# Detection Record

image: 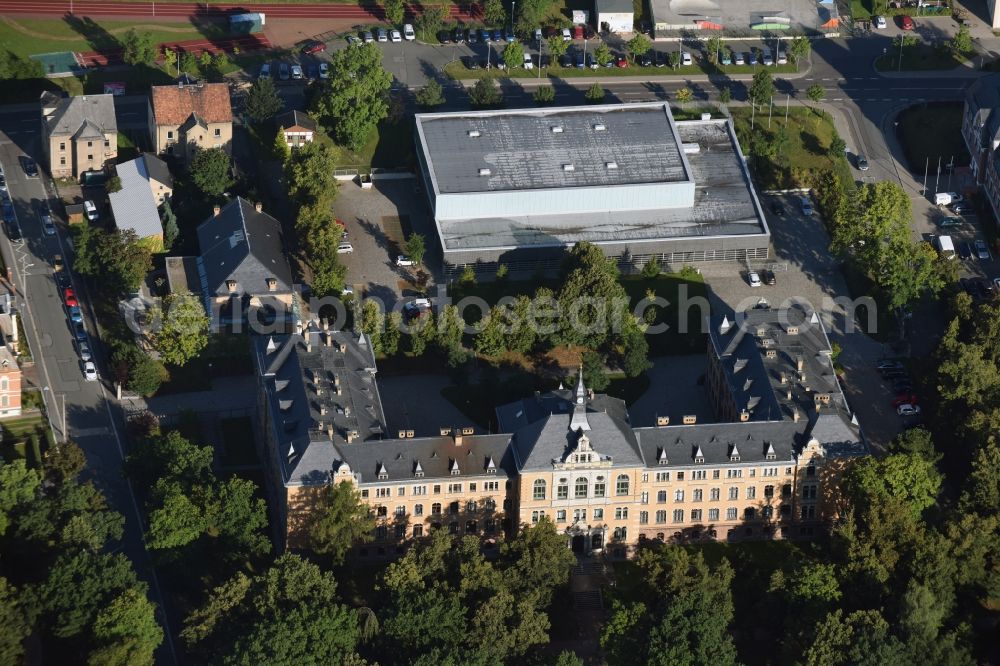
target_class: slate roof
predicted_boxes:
[596,0,634,14]
[196,197,292,297]
[276,110,317,132]
[634,421,805,467]
[150,82,232,127]
[510,409,645,471]
[496,387,628,433]
[966,75,1000,150]
[41,92,117,138]
[140,152,172,187]
[333,433,516,484]
[108,155,165,239]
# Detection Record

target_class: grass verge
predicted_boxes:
[875,45,972,72]
[327,117,415,171]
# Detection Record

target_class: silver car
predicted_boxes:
[41,213,56,236]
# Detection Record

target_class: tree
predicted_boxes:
[594,43,612,67]
[111,342,167,396]
[311,43,393,151]
[189,147,234,196]
[828,136,847,158]
[0,578,30,665]
[288,141,338,206]
[878,240,950,308]
[383,311,403,356]
[306,480,376,563]
[627,33,652,61]
[106,175,122,193]
[642,255,661,278]
[788,36,811,64]
[585,82,605,104]
[966,440,1000,514]
[403,233,426,265]
[161,199,179,250]
[199,51,212,68]
[807,83,825,105]
[705,36,723,64]
[621,321,651,377]
[547,35,569,59]
[121,29,156,66]
[415,5,448,40]
[474,306,509,357]
[483,0,506,26]
[890,427,938,461]
[73,226,154,293]
[749,69,774,109]
[384,0,405,25]
[182,554,359,664]
[469,76,502,108]
[718,85,731,105]
[582,351,609,391]
[675,87,693,105]
[43,439,87,486]
[245,77,283,123]
[503,40,525,71]
[150,292,209,366]
[272,128,291,162]
[805,610,906,666]
[846,453,942,519]
[949,24,973,55]
[502,519,576,608]
[0,460,39,536]
[415,79,445,108]
[88,588,163,666]
[668,51,679,68]
[831,181,911,272]
[514,0,547,35]
[533,85,555,105]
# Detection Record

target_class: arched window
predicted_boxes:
[466,520,478,534]
[466,500,477,513]
[431,503,442,515]
[575,476,588,498]
[744,507,756,520]
[484,498,496,512]
[532,479,546,500]
[615,474,630,496]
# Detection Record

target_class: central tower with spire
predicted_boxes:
[569,366,591,432]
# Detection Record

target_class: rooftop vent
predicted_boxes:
[563,164,575,172]
[467,129,481,137]
[605,161,618,170]
[478,168,491,176]
[700,112,712,121]
[682,143,701,154]
[593,123,606,131]
[551,125,564,133]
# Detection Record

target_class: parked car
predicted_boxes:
[897,404,921,417]
[258,63,271,79]
[437,29,452,44]
[83,361,98,382]
[21,157,38,178]
[561,27,572,41]
[892,394,919,408]
[73,322,87,342]
[346,34,361,46]
[463,56,481,70]
[857,155,869,171]
[935,216,963,229]
[290,64,303,80]
[466,28,477,43]
[877,360,904,371]
[363,31,374,43]
[975,239,991,260]
[638,52,653,67]
[572,24,584,40]
[559,54,573,68]
[377,28,388,42]
[901,15,915,30]
[306,65,319,80]
[893,379,914,393]
[762,48,774,66]
[404,24,415,40]
[575,53,585,68]
[480,28,492,42]
[302,40,326,55]
[734,51,745,65]
[800,197,813,216]
[1,199,14,224]
[5,221,20,241]
[63,287,78,307]
[959,242,973,260]
[681,51,692,65]
[451,27,464,43]
[492,28,502,42]
[655,50,667,67]
[770,201,784,217]
[337,242,353,254]
[41,213,56,236]
[748,271,762,287]
[523,52,534,69]
[67,305,83,324]
[390,29,402,43]
[77,340,92,362]
[278,62,290,79]
[761,269,776,286]
[949,201,972,214]
[319,62,329,79]
[776,50,787,65]
[746,51,757,66]
[720,50,732,65]
[973,278,994,300]
[874,15,887,29]
[615,54,628,68]
[396,255,415,266]
[504,28,515,42]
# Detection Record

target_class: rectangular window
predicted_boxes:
[593,508,604,520]
[693,470,706,480]
[691,509,702,521]
[449,501,459,515]
[727,469,742,479]
[469,483,477,492]
[676,472,684,481]
[413,486,426,495]
[727,507,738,520]
[87,154,93,161]
[615,507,628,520]
[375,488,390,498]
[556,510,567,522]
[574,509,586,522]
[642,473,648,482]
[87,141,92,147]
[657,490,667,503]
[557,483,568,500]
[594,480,606,497]
[763,467,778,477]
[104,139,110,147]
[708,508,719,521]
[615,476,629,496]
[639,511,648,524]
[413,524,423,537]
[655,510,666,523]
[710,488,720,501]
[395,523,406,539]
[414,504,423,516]
[693,489,703,502]
[361,489,369,498]
[729,487,739,500]
[672,509,684,523]
[531,511,540,523]
[640,491,649,504]
[746,487,756,500]
[60,157,66,165]
[802,485,817,500]
[448,483,462,493]
[674,489,684,502]
[432,503,442,515]
[398,487,406,496]
[656,472,669,482]
[750,469,756,477]
[484,481,499,491]
[395,506,405,517]
[712,469,720,479]
[214,128,221,137]
[433,485,441,494]
[786,467,793,475]
[533,483,546,500]
[167,131,174,139]
[59,142,65,150]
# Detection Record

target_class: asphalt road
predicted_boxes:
[0,113,177,664]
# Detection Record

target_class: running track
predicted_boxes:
[77,33,272,66]
[0,1,480,20]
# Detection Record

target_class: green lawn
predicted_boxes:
[328,117,416,171]
[621,272,709,356]
[875,45,971,72]
[0,413,53,469]
[445,59,797,80]
[0,16,212,58]
[895,102,969,171]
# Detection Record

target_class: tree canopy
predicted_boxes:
[306,480,376,563]
[245,77,284,123]
[311,43,393,151]
[151,292,209,366]
[190,147,234,196]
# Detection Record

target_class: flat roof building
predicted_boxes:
[415,103,770,276]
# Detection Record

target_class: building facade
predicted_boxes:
[149,82,233,164]
[276,110,317,149]
[254,304,866,557]
[962,75,1000,219]
[40,92,118,180]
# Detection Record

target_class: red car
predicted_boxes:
[302,40,327,55]
[901,15,914,30]
[892,394,919,408]
[63,287,78,308]
[573,24,584,40]
[615,54,628,68]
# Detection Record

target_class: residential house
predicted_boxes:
[108,153,174,249]
[276,110,317,149]
[40,92,118,179]
[962,75,1000,218]
[253,304,867,555]
[149,81,233,163]
[196,197,294,329]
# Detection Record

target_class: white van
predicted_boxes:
[935,234,956,259]
[934,192,962,206]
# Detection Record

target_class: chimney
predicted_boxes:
[406,430,415,438]
[213,205,221,217]
[656,416,669,427]
[440,427,452,436]
[320,404,327,416]
[327,424,334,439]
[454,429,464,446]
[347,430,358,443]
[398,429,407,438]
[325,331,333,346]
[682,415,697,425]
[322,318,329,331]
[739,410,750,422]
[792,408,800,423]
[305,332,312,353]
[255,201,263,213]
[796,355,804,372]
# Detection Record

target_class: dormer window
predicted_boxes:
[226,280,237,292]
[377,462,388,480]
[266,278,277,291]
[731,454,740,462]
